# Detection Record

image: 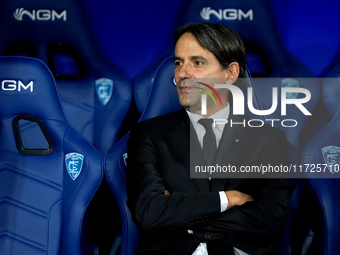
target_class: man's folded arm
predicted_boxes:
[194,129,291,243]
[126,124,222,233]
[194,178,290,244]
[126,122,290,241]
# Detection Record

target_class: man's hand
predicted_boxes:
[225,190,253,210]
[164,190,170,195]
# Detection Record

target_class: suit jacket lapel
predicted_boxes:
[166,109,248,192]
[166,109,210,192]
[211,114,248,191]
[166,109,191,170]
[215,114,246,165]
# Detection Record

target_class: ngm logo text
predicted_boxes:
[1,80,33,92]
[14,8,67,21]
[201,7,253,21]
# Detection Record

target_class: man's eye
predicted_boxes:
[174,61,182,66]
[196,61,203,66]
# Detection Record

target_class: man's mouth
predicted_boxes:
[178,86,190,93]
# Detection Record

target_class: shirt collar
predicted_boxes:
[186,104,230,131]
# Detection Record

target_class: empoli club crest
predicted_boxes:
[281,78,299,99]
[65,152,84,180]
[95,78,113,105]
[322,146,340,174]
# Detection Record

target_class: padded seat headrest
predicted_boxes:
[0,56,65,121]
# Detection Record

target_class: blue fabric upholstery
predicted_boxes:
[104,135,140,255]
[302,105,340,255]
[0,0,132,155]
[322,63,340,118]
[0,56,103,255]
[139,57,182,121]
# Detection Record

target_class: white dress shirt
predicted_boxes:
[187,105,249,255]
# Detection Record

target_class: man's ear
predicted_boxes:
[225,62,240,84]
[227,62,240,79]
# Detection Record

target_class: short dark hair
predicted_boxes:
[174,22,246,79]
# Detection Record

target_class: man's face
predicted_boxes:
[174,32,229,112]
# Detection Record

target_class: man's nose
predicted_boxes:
[177,63,192,80]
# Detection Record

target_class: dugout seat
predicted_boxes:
[301,102,340,255]
[0,0,132,156]
[0,56,103,255]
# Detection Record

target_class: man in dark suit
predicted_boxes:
[126,22,290,255]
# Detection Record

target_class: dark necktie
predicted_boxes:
[198,118,217,166]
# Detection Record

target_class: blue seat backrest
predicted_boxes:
[104,135,140,255]
[0,56,103,255]
[139,57,182,121]
[322,63,340,118]
[0,0,132,155]
[302,106,340,255]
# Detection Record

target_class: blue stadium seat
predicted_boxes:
[0,0,132,156]
[301,104,340,255]
[0,56,103,255]
[134,0,319,153]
